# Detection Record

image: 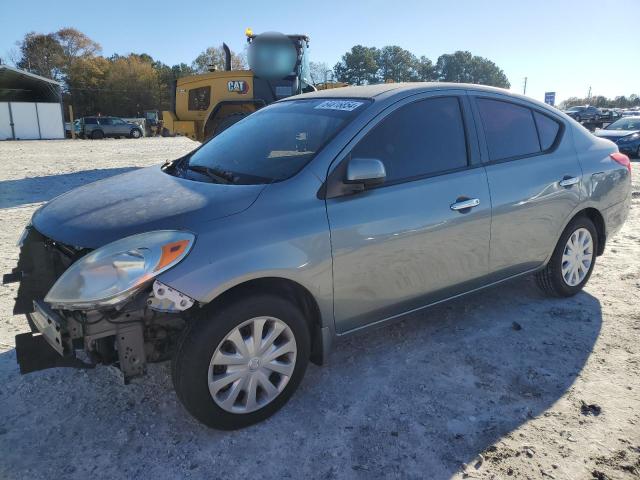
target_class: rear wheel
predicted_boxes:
[91,129,104,139]
[172,293,310,429]
[536,216,598,297]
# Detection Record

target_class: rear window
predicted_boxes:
[533,112,561,150]
[477,98,540,161]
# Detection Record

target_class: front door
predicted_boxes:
[111,118,131,135]
[326,95,492,333]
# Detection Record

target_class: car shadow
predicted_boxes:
[0,276,602,479]
[0,167,138,209]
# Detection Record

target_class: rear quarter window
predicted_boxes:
[477,98,540,161]
[533,111,561,150]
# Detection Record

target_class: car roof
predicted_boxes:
[294,82,521,101]
[288,82,560,115]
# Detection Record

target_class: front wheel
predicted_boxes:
[130,128,142,139]
[172,293,310,429]
[536,216,598,297]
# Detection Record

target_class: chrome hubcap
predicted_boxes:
[561,228,593,286]
[208,317,297,414]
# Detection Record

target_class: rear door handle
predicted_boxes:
[559,176,580,187]
[450,198,480,211]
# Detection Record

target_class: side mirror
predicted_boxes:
[344,157,386,189]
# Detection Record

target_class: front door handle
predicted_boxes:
[559,176,580,187]
[450,198,480,211]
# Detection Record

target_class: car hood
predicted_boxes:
[594,129,639,139]
[32,165,266,248]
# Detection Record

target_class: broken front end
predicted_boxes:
[4,227,197,382]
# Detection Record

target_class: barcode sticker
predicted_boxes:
[314,100,363,111]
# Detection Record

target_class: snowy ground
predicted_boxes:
[0,137,638,480]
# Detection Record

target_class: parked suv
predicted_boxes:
[5,84,631,430]
[562,105,602,123]
[81,116,143,139]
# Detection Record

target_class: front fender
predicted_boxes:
[157,171,334,330]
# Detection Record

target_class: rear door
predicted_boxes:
[470,94,582,278]
[326,92,492,333]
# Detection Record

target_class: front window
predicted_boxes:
[184,99,369,184]
[606,117,640,130]
[567,106,585,112]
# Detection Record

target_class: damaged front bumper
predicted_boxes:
[4,227,194,382]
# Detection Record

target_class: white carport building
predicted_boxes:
[0,65,65,140]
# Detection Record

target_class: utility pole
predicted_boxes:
[587,86,592,99]
[523,77,528,95]
[68,105,75,139]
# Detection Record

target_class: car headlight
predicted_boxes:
[619,132,640,142]
[45,230,195,310]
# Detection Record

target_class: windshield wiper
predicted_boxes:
[187,165,236,184]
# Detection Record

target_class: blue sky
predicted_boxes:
[2,0,638,103]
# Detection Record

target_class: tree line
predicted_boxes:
[560,95,640,110]
[313,46,511,88]
[7,28,246,118]
[6,28,514,119]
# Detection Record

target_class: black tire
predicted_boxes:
[91,129,104,139]
[172,293,310,430]
[129,128,142,139]
[536,216,598,297]
[205,113,247,141]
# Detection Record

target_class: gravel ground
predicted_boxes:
[0,138,639,480]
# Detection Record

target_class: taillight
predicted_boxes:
[610,152,631,173]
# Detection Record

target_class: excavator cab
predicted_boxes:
[162,30,324,142]
[246,30,314,105]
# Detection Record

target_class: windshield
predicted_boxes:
[566,106,584,111]
[606,117,640,130]
[186,99,369,184]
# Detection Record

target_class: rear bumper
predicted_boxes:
[603,196,631,241]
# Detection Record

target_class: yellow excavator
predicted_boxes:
[162,29,336,142]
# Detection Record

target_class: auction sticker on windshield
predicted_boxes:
[314,100,364,111]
